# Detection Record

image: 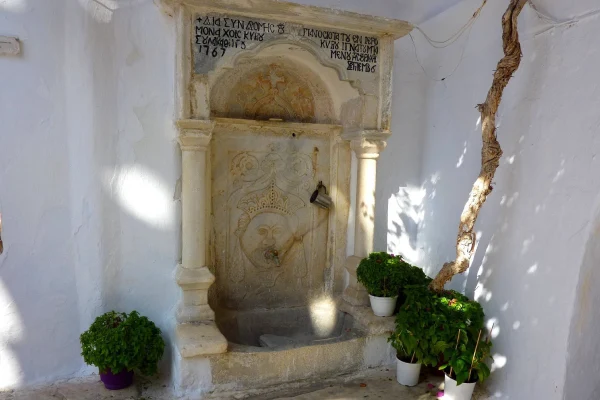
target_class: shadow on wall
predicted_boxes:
[386,186,425,263]
[375,37,429,260]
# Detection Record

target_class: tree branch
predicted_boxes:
[429,0,528,292]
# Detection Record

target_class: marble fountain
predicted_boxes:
[158,0,413,396]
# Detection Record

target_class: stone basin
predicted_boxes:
[207,305,394,393]
[215,306,357,349]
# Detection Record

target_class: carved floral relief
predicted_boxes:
[210,59,334,124]
[213,140,329,310]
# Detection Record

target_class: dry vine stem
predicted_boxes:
[429,0,528,292]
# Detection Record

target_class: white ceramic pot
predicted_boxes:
[368,295,398,317]
[444,374,476,400]
[396,357,421,386]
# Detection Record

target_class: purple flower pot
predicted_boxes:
[100,369,134,390]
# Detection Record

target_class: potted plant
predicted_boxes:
[357,252,403,316]
[396,285,491,398]
[80,311,165,390]
[440,328,492,400]
[391,284,446,386]
[388,326,425,386]
[357,252,430,317]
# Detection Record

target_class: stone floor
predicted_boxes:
[0,367,489,400]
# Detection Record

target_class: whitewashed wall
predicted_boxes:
[0,0,178,388]
[391,1,600,399]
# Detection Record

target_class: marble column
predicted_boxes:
[342,132,387,306]
[175,119,227,356]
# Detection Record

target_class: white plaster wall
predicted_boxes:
[0,0,77,387]
[0,0,179,389]
[398,0,600,399]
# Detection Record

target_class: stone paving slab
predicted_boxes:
[215,367,490,400]
[0,376,167,400]
[275,371,443,400]
[273,368,490,400]
[0,367,490,400]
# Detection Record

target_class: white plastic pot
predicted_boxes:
[444,374,476,400]
[368,295,398,317]
[396,357,421,386]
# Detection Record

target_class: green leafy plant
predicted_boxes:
[388,323,429,364]
[392,285,441,366]
[80,311,165,376]
[441,328,492,385]
[393,285,491,377]
[357,252,430,298]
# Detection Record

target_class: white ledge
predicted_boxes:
[162,0,413,39]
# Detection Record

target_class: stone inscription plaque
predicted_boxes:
[194,14,379,74]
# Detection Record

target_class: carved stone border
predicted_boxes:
[161,0,413,39]
[165,0,408,390]
[211,119,352,298]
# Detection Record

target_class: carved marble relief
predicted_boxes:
[212,137,330,310]
[226,63,315,122]
[210,58,335,124]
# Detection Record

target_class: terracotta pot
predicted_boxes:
[100,369,134,390]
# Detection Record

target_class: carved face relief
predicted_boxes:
[239,211,297,270]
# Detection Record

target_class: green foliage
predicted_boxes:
[356,252,431,297]
[80,311,165,376]
[391,285,492,383]
[439,331,492,385]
